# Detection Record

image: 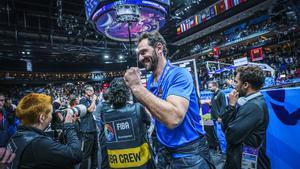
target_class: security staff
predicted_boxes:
[222,65,270,169]
[102,78,153,169]
[124,32,214,168]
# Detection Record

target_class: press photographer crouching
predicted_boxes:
[7,93,82,169]
[101,77,154,169]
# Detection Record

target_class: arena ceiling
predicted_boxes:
[0,0,254,72]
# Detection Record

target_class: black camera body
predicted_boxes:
[50,104,87,142]
[55,104,87,120]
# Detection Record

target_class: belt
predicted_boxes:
[167,135,204,154]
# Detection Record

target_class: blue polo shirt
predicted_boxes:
[147,62,205,149]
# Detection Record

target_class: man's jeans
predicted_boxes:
[213,120,227,154]
[155,136,215,169]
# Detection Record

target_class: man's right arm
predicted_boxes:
[131,85,188,129]
[125,67,190,129]
[221,105,236,130]
[224,103,261,145]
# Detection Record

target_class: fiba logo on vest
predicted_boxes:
[116,122,130,130]
[104,124,115,142]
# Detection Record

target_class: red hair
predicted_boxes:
[16,93,52,125]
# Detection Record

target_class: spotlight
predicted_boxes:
[104,55,109,59]
[119,55,124,59]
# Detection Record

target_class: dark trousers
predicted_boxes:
[99,132,109,169]
[155,136,216,169]
[204,125,219,150]
[80,132,98,169]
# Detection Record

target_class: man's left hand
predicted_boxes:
[124,67,142,89]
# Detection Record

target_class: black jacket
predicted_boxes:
[9,124,82,169]
[79,96,97,133]
[222,94,270,169]
[210,89,227,120]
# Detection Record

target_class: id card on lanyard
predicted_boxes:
[149,61,173,98]
[241,145,259,169]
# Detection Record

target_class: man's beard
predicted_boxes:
[147,51,159,72]
[238,87,247,97]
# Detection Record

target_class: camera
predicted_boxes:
[49,104,87,142]
[58,104,87,118]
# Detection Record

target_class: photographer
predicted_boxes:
[79,86,98,169]
[7,93,82,169]
[101,78,153,169]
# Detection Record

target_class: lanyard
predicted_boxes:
[150,61,174,98]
